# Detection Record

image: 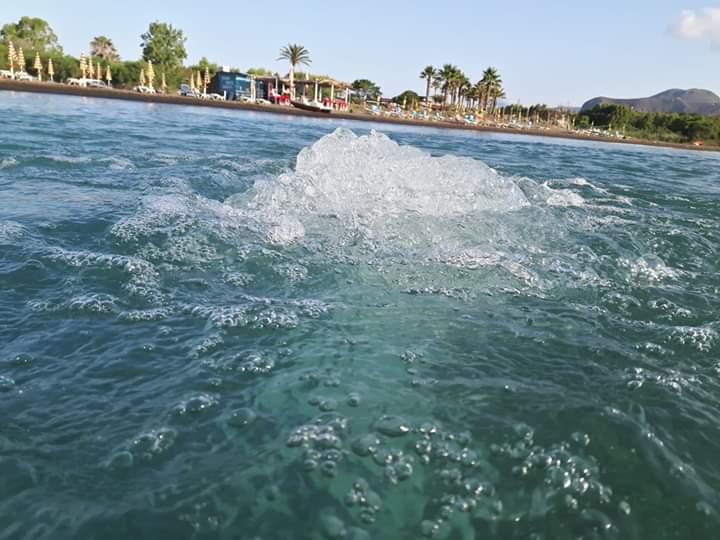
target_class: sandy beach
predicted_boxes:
[2,79,718,153]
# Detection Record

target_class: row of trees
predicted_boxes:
[0,17,192,88]
[419,64,505,112]
[578,104,720,144]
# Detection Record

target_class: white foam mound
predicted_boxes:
[229,129,532,246]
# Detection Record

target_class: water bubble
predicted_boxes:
[320,513,346,539]
[0,375,16,392]
[320,399,338,412]
[375,415,412,437]
[696,501,713,516]
[352,434,381,457]
[320,460,337,478]
[176,394,219,415]
[11,354,33,366]
[421,520,440,538]
[106,451,134,469]
[571,432,591,447]
[359,510,376,525]
[619,501,631,515]
[130,428,177,459]
[227,408,257,428]
[564,494,578,511]
[347,392,361,407]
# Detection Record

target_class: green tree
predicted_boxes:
[351,79,381,101]
[188,56,218,74]
[140,21,187,71]
[420,65,436,108]
[277,43,311,99]
[247,67,273,76]
[108,60,145,87]
[0,17,62,53]
[90,36,119,61]
[393,90,420,106]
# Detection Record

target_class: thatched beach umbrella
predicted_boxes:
[47,58,54,81]
[33,52,43,81]
[79,53,88,80]
[203,66,210,95]
[147,60,155,89]
[105,65,112,86]
[17,47,25,73]
[139,68,146,86]
[88,55,95,79]
[7,41,16,75]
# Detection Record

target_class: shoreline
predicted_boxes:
[2,79,718,153]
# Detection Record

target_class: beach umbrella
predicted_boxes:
[139,68,146,86]
[161,71,167,92]
[146,60,155,89]
[7,41,16,74]
[33,52,43,81]
[17,47,25,73]
[204,66,210,95]
[47,58,54,81]
[79,53,88,79]
[88,55,95,79]
[105,65,112,86]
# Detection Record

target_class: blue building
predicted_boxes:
[210,71,252,100]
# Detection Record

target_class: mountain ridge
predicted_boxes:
[581,89,720,116]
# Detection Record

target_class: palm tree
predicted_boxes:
[438,64,458,110]
[457,74,471,112]
[480,67,503,113]
[278,44,311,100]
[90,36,120,62]
[420,65,436,109]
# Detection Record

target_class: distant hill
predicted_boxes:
[581,89,720,116]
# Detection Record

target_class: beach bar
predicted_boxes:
[210,69,252,100]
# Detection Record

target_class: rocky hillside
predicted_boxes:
[581,89,720,116]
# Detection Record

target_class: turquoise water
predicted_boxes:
[2,92,720,540]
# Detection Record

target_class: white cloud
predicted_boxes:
[673,8,720,44]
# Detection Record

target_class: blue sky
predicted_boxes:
[4,1,720,106]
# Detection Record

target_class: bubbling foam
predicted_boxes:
[228,129,537,248]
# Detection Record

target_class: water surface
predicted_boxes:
[2,92,720,539]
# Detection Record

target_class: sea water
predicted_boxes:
[1,92,720,539]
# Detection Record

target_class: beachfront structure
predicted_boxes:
[210,70,253,100]
[207,67,350,109]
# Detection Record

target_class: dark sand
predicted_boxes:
[2,79,717,153]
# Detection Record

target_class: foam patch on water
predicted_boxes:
[182,296,330,330]
[0,221,26,244]
[620,255,679,283]
[228,129,536,247]
[45,248,162,301]
[0,157,18,169]
[29,293,117,315]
